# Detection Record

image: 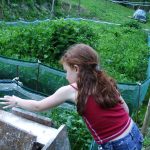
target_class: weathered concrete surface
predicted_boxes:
[42,125,71,150]
[0,109,71,150]
[0,120,36,150]
[0,110,58,145]
[12,107,53,127]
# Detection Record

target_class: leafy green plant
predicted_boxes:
[0,20,149,83]
[41,107,92,150]
[121,20,142,29]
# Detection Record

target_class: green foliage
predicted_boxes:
[0,19,98,67]
[93,24,149,82]
[144,134,150,148]
[0,20,149,83]
[41,107,92,150]
[48,19,98,59]
[121,20,142,29]
[0,0,150,28]
[60,0,133,23]
[0,0,52,21]
[0,23,52,61]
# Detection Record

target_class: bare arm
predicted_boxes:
[120,95,129,114]
[0,85,76,112]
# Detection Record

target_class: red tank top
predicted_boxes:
[82,95,131,144]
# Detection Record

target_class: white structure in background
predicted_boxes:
[133,8,147,23]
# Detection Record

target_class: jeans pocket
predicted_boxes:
[127,140,138,150]
[101,142,113,150]
[128,133,144,150]
[113,140,129,150]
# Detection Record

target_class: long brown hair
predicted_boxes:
[61,44,121,115]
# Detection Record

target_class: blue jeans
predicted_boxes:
[98,122,143,150]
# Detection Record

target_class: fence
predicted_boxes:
[0,55,149,115]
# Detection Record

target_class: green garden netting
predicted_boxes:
[111,54,150,113]
[0,55,150,114]
[0,56,67,95]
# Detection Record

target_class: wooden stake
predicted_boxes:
[51,0,55,18]
[141,98,150,136]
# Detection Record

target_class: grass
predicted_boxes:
[59,0,150,28]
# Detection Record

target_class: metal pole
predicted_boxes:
[78,0,81,17]
[16,65,19,77]
[51,0,55,18]
[136,82,141,123]
[141,98,150,136]
[36,60,41,91]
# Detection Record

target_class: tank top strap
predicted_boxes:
[70,84,78,90]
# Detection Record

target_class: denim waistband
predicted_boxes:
[101,121,136,146]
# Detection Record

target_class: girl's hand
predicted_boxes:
[0,95,20,109]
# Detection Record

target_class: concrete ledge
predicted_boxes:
[12,107,53,127]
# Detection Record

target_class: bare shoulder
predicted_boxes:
[55,84,78,104]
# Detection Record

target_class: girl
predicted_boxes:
[0,44,143,150]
